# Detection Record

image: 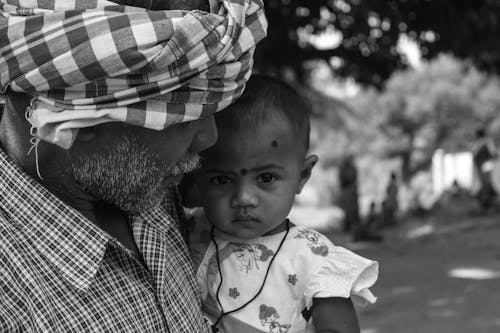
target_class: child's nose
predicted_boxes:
[231,185,258,208]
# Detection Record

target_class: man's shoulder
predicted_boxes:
[0,210,22,247]
[0,213,33,311]
[0,213,38,282]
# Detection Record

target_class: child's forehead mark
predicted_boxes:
[240,169,248,175]
[271,140,279,148]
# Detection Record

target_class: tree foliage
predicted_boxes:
[308,55,500,182]
[372,55,500,180]
[255,0,500,87]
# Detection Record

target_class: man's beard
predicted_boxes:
[70,135,200,213]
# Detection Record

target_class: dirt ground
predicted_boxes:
[326,210,500,333]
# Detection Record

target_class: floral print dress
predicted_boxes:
[189,211,378,333]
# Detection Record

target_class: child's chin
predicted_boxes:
[234,228,260,240]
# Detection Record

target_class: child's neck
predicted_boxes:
[262,219,294,237]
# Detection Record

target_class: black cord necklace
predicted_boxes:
[209,220,290,333]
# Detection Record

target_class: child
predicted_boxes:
[188,75,378,333]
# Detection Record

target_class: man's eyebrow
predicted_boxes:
[250,164,285,172]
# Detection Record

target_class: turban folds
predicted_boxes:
[0,0,267,148]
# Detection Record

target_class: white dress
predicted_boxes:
[189,211,378,333]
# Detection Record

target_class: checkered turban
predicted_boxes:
[0,0,267,148]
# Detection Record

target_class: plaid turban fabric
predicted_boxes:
[0,0,267,148]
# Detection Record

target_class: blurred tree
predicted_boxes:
[374,55,500,181]
[255,0,500,87]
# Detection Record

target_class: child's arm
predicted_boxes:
[311,297,360,333]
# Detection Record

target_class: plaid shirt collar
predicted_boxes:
[0,147,127,291]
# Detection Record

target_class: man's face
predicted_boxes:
[70,116,217,213]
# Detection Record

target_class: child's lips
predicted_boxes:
[233,215,258,223]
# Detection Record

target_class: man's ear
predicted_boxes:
[75,127,97,142]
[296,154,318,194]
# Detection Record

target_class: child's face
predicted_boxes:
[196,117,317,240]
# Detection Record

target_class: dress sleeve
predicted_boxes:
[303,245,378,309]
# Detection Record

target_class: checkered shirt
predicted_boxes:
[0,147,210,333]
[0,0,267,148]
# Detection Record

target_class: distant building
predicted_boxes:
[432,149,475,196]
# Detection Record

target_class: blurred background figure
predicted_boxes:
[382,171,399,227]
[450,179,466,198]
[338,154,360,233]
[353,201,383,242]
[471,127,498,210]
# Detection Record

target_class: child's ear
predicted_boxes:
[296,154,318,194]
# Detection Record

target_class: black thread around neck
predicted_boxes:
[209,220,290,332]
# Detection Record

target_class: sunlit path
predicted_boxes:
[352,214,500,333]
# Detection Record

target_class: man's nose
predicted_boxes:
[231,185,258,208]
[189,115,218,153]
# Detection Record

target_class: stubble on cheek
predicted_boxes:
[165,153,201,176]
[70,135,168,213]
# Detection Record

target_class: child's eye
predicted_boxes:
[259,173,277,184]
[210,175,232,185]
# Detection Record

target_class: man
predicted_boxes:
[0,91,217,332]
[0,0,266,331]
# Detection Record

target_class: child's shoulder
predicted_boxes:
[286,224,335,258]
[287,224,366,262]
[289,224,334,244]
